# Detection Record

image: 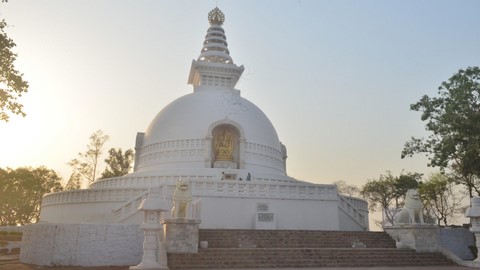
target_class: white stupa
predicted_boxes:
[39,7,368,231]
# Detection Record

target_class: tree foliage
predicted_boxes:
[0,19,29,122]
[333,180,360,197]
[64,172,81,191]
[361,171,420,226]
[402,67,480,197]
[419,173,465,226]
[393,172,423,201]
[0,167,63,225]
[68,130,109,185]
[100,148,134,179]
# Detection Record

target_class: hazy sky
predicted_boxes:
[1,0,479,189]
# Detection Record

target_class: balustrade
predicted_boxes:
[338,195,368,230]
[41,188,147,207]
[42,178,368,231]
[88,174,301,189]
[43,180,346,223]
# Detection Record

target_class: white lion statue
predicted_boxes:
[171,179,192,219]
[395,189,425,225]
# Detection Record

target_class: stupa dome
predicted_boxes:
[144,89,280,148]
[35,7,369,237]
[136,86,284,174]
[134,7,285,175]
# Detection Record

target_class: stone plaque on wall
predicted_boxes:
[257,213,274,222]
[257,203,269,212]
[255,212,276,230]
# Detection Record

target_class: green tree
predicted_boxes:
[65,172,81,191]
[0,19,29,122]
[68,130,109,185]
[393,172,422,203]
[361,171,421,226]
[402,67,480,198]
[361,172,397,226]
[100,148,134,179]
[419,173,464,226]
[0,167,63,225]
[333,180,360,197]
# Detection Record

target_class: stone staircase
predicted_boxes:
[168,229,455,269]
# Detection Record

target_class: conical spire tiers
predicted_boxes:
[208,7,225,25]
[188,7,244,90]
[198,7,232,64]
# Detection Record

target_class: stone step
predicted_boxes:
[168,248,455,269]
[199,229,396,249]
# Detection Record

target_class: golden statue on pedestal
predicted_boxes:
[214,130,234,161]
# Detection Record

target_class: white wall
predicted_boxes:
[117,196,341,231]
[39,196,341,230]
[20,223,143,266]
[338,208,364,231]
[40,202,119,223]
[199,197,340,230]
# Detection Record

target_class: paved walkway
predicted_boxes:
[205,268,476,270]
[1,255,478,270]
[0,265,478,270]
[1,263,478,270]
[2,267,478,270]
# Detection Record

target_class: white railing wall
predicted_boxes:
[41,188,147,207]
[43,181,336,208]
[111,190,150,222]
[342,196,368,212]
[42,180,368,231]
[191,181,338,200]
[338,195,368,230]
[110,181,337,223]
[89,175,300,189]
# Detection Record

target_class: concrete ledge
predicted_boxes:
[439,247,480,268]
[384,225,439,252]
[385,225,480,268]
[162,219,200,253]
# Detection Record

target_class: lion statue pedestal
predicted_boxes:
[385,189,438,253]
[171,179,192,219]
[162,179,200,253]
[395,189,425,225]
[384,225,439,252]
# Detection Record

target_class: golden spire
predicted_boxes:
[208,7,225,25]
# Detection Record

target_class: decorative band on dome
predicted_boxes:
[208,7,225,25]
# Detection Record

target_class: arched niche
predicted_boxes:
[210,124,240,169]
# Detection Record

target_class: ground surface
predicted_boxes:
[0,254,127,270]
[0,254,477,270]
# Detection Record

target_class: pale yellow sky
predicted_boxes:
[1,0,478,195]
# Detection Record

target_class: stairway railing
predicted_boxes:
[112,190,150,223]
[338,194,368,230]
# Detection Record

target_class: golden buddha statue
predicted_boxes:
[214,130,234,161]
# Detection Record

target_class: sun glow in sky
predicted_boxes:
[1,0,480,192]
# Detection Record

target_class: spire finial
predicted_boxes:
[187,7,244,89]
[208,7,225,25]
